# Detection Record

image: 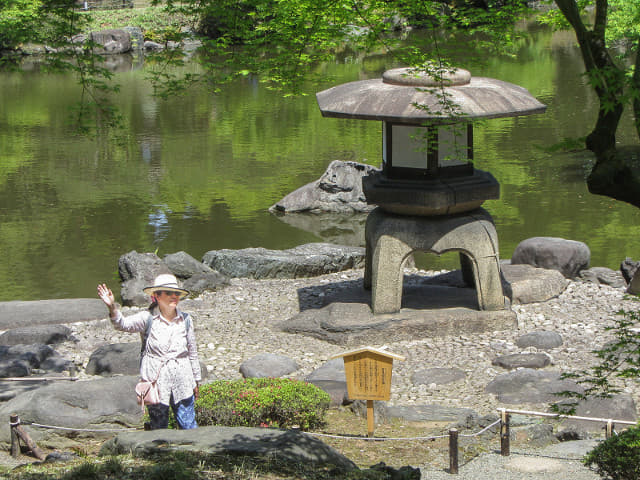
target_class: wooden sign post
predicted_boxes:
[330,347,405,437]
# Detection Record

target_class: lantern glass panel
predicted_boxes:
[438,124,469,167]
[384,124,430,170]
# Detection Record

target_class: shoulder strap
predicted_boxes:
[183,312,192,333]
[140,316,153,357]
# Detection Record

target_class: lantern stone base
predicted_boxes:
[364,207,506,314]
[362,169,499,216]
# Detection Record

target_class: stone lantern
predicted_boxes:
[316,67,546,314]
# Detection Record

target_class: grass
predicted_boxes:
[78,5,198,38]
[0,406,503,479]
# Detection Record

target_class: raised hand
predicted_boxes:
[97,283,117,315]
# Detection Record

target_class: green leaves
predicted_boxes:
[196,378,331,430]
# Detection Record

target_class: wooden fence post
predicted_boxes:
[449,428,459,474]
[500,410,510,456]
[8,414,46,461]
[10,414,20,457]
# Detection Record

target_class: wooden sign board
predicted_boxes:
[330,347,405,401]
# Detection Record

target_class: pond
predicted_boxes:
[1,26,639,302]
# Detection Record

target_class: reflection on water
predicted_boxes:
[0,27,639,301]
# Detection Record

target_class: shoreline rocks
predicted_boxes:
[0,239,639,467]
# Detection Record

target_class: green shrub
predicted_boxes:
[584,425,640,480]
[196,378,330,430]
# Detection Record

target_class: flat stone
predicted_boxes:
[0,325,73,346]
[539,439,600,458]
[516,331,563,350]
[281,300,516,346]
[411,367,466,385]
[485,369,582,404]
[501,264,569,304]
[203,243,365,279]
[560,393,637,435]
[492,353,551,370]
[387,404,477,424]
[0,299,106,330]
[579,267,626,288]
[99,426,357,471]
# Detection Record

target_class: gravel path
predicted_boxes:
[420,439,603,479]
[59,267,639,416]
[6,267,638,476]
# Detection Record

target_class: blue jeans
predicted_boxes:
[148,394,198,430]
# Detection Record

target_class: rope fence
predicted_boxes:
[8,408,638,474]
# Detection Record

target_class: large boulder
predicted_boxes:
[0,344,73,378]
[620,257,639,283]
[163,251,215,278]
[511,237,590,279]
[89,29,132,54]
[270,160,378,214]
[118,251,228,305]
[306,359,349,406]
[118,251,172,306]
[202,243,365,279]
[122,26,144,51]
[85,343,141,376]
[100,426,357,471]
[0,376,141,447]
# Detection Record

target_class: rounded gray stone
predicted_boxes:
[516,331,563,350]
[239,353,299,379]
[511,237,590,279]
[492,353,551,370]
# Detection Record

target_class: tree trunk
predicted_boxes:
[556,0,640,207]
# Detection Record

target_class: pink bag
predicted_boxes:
[135,380,159,411]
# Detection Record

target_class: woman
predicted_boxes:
[97,274,201,430]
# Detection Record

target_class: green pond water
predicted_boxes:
[1,27,639,302]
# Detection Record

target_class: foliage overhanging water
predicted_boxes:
[1,26,639,301]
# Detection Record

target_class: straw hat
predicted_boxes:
[143,274,189,299]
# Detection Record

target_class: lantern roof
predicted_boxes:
[329,346,406,361]
[316,67,546,124]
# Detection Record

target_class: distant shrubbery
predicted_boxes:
[196,378,330,430]
[584,425,640,480]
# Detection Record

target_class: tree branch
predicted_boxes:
[633,36,640,141]
[593,0,608,41]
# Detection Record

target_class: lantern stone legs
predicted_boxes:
[364,207,506,314]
